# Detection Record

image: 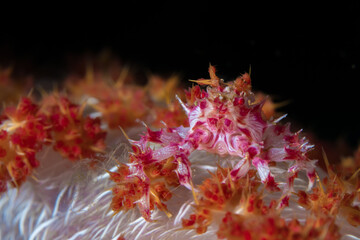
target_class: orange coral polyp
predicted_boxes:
[0,97,51,192]
[41,95,106,161]
[182,167,263,234]
[110,156,179,220]
[217,212,340,240]
[91,86,149,129]
[297,173,360,227]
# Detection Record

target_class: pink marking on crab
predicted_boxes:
[306,168,317,191]
[130,145,157,165]
[199,100,207,109]
[230,157,251,180]
[247,146,258,159]
[264,174,280,192]
[147,127,186,146]
[252,157,270,182]
[282,171,297,195]
[288,159,317,190]
[233,97,245,106]
[227,134,249,156]
[223,118,234,133]
[266,147,287,162]
[144,127,163,143]
[160,129,186,145]
[175,154,192,190]
[152,144,180,161]
[137,183,152,221]
[278,195,290,208]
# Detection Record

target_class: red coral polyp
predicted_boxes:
[93,87,150,129]
[217,212,340,240]
[0,97,49,192]
[42,95,106,161]
[110,154,179,221]
[297,170,360,227]
[182,167,261,234]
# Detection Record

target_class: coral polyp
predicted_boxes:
[0,97,50,192]
[40,94,107,161]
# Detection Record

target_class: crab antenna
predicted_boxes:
[175,94,190,115]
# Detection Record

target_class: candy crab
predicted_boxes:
[110,65,317,220]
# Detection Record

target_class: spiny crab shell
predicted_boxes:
[111,65,317,220]
[180,65,316,191]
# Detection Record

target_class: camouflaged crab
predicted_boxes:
[110,65,317,220]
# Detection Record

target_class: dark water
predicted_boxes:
[1,2,359,149]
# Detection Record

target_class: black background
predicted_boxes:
[1,2,360,150]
